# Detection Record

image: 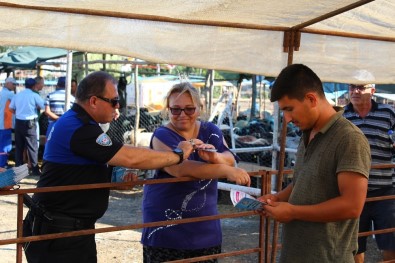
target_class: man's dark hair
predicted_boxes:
[76,71,117,101]
[270,64,324,102]
[34,76,44,83]
[25,78,36,89]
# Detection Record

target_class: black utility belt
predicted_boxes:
[45,212,95,229]
[27,210,96,235]
[16,118,37,122]
[16,119,37,129]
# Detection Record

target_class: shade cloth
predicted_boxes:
[0,1,393,83]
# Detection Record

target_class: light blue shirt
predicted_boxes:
[0,88,15,129]
[9,89,44,120]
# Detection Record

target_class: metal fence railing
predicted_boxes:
[0,171,271,263]
[1,165,394,262]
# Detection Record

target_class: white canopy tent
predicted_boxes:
[1,0,394,188]
[0,0,393,84]
[3,4,394,259]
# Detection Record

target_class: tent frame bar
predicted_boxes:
[0,0,391,44]
[292,0,375,30]
[37,60,155,66]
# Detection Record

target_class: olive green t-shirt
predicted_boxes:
[280,112,371,263]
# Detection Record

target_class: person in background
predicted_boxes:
[34,76,45,93]
[141,82,251,263]
[22,76,45,172]
[71,79,78,96]
[9,78,44,176]
[0,77,17,168]
[343,76,395,263]
[44,76,75,136]
[22,71,194,263]
[33,76,45,148]
[0,167,13,190]
[258,64,371,263]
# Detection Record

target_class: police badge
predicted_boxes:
[96,133,113,146]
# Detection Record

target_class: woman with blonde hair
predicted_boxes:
[141,82,250,262]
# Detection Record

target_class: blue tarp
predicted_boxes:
[323,82,348,93]
[0,46,67,70]
[376,84,395,93]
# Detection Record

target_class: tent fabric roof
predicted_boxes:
[0,46,67,69]
[0,1,394,83]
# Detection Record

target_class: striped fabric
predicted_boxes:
[45,89,74,119]
[343,100,395,190]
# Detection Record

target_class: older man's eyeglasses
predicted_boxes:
[169,107,196,115]
[349,84,373,92]
[97,96,120,107]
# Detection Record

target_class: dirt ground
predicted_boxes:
[0,175,383,263]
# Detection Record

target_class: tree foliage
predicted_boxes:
[0,46,18,54]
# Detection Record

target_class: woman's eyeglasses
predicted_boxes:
[97,96,120,107]
[169,107,196,115]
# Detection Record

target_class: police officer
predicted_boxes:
[23,71,195,263]
[9,78,44,175]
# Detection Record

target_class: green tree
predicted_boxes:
[0,46,18,53]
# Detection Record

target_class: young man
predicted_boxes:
[343,79,395,263]
[258,64,371,262]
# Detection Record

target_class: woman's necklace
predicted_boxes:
[168,121,199,140]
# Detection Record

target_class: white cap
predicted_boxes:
[5,77,17,84]
[351,70,375,87]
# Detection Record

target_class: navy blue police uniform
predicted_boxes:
[23,103,123,263]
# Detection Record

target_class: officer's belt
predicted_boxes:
[42,212,95,230]
[24,194,95,232]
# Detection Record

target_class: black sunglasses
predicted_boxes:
[169,107,196,116]
[97,96,120,107]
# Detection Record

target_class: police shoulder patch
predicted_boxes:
[96,133,113,146]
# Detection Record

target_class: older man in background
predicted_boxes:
[343,73,395,263]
